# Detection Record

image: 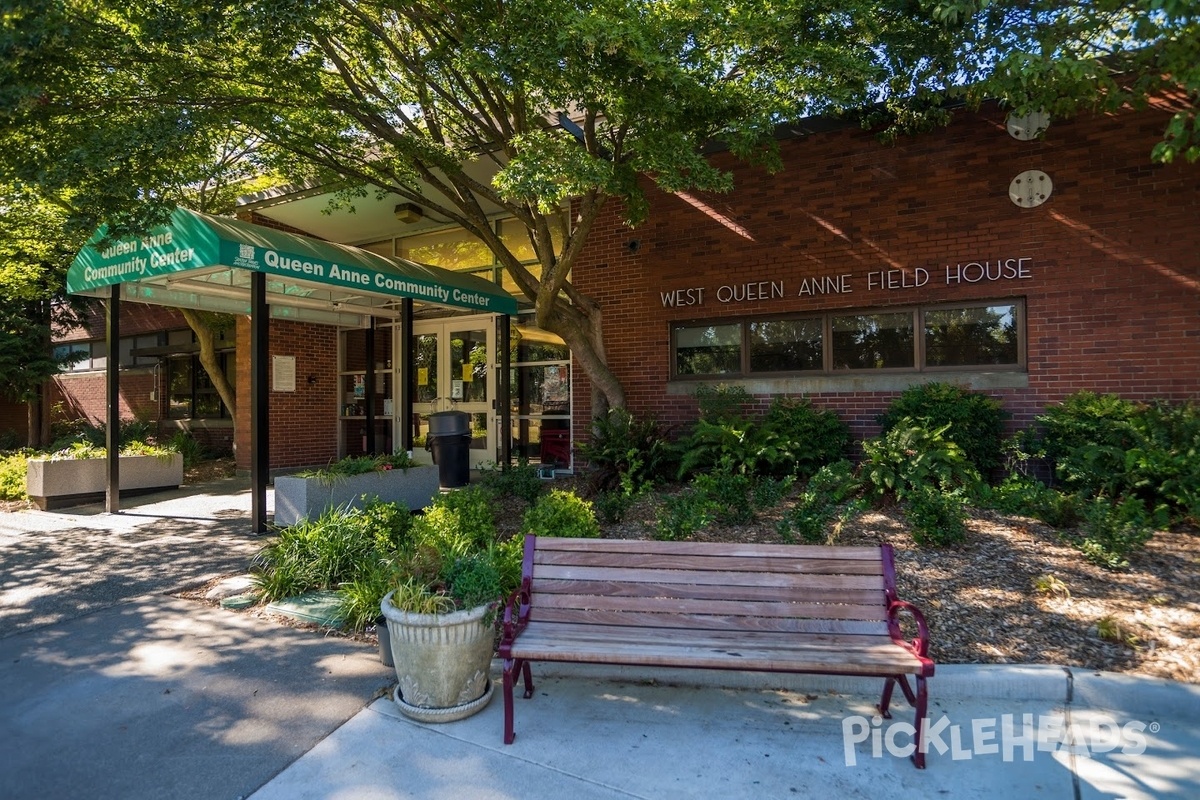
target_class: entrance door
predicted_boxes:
[411,317,496,468]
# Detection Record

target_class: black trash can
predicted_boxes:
[426,410,471,488]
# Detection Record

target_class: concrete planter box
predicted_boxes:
[273,465,440,527]
[26,453,184,510]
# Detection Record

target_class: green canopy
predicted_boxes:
[68,207,518,321]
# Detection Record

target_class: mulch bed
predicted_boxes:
[504,481,1200,684]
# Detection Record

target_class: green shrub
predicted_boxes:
[0,429,19,450]
[578,409,676,493]
[1124,401,1200,518]
[1040,391,1137,467]
[693,469,756,525]
[0,449,30,501]
[166,430,206,467]
[478,458,544,503]
[253,503,387,602]
[861,420,981,501]
[48,417,158,452]
[360,496,414,553]
[522,489,601,539]
[764,397,850,479]
[1038,394,1200,519]
[299,451,419,479]
[677,418,786,478]
[904,486,968,547]
[443,552,505,610]
[338,558,396,632]
[752,474,796,511]
[1071,496,1165,570]
[778,491,836,544]
[419,486,497,555]
[594,489,635,523]
[806,460,861,505]
[981,474,1081,528]
[694,384,752,424]
[879,383,1008,475]
[777,462,863,545]
[654,489,714,541]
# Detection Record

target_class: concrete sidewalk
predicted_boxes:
[250,663,1200,800]
[3,482,1198,799]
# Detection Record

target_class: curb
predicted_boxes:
[492,660,1200,715]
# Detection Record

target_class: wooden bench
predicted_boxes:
[499,536,936,767]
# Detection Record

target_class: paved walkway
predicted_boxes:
[2,482,1198,799]
[0,480,393,800]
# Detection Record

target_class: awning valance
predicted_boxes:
[67,207,518,321]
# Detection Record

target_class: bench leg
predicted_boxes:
[878,677,896,719]
[912,675,929,770]
[521,658,534,698]
[503,658,517,744]
[503,658,536,744]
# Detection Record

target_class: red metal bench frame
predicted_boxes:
[499,536,935,768]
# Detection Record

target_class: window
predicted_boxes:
[671,300,1023,378]
[167,353,236,419]
[923,304,1019,367]
[55,342,99,372]
[675,323,742,376]
[498,216,567,263]
[508,319,572,466]
[398,228,491,271]
[118,333,166,366]
[831,312,915,370]
[749,318,823,373]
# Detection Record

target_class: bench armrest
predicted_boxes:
[499,577,532,656]
[888,600,931,658]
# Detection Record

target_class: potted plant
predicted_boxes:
[274,452,439,526]
[379,487,522,722]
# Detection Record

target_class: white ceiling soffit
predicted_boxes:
[239,159,506,246]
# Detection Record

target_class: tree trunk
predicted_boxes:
[179,309,237,416]
[27,385,43,449]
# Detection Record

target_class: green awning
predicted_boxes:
[67,207,518,319]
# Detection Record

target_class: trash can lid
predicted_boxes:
[427,410,469,436]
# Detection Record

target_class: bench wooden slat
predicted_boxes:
[522,621,898,650]
[534,550,885,575]
[532,578,886,606]
[534,564,883,591]
[531,591,889,621]
[532,538,884,559]
[509,631,924,674]
[530,607,892,635]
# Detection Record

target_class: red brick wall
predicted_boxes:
[0,398,27,446]
[55,299,187,342]
[234,316,339,471]
[47,368,160,427]
[571,105,1200,446]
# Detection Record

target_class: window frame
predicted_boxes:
[670,298,1025,380]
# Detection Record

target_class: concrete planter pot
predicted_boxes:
[26,453,184,510]
[273,465,439,527]
[380,592,495,723]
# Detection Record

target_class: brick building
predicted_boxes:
[38,103,1200,472]
[572,104,1200,445]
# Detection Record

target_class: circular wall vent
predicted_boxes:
[1006,110,1050,141]
[1009,170,1053,208]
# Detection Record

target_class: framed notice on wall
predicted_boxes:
[272,355,296,392]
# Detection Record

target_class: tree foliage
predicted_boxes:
[0,0,968,415]
[926,1,1200,163]
[0,183,84,406]
[3,1,1195,421]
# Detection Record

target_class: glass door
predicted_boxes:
[411,317,496,468]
